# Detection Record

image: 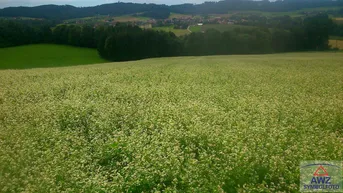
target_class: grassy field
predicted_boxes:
[169,12,192,19]
[0,44,107,69]
[112,15,150,22]
[64,15,150,25]
[203,24,256,32]
[1,52,343,192]
[189,25,202,32]
[152,25,190,36]
[330,36,343,40]
[190,24,256,33]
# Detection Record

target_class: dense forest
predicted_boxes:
[0,0,343,20]
[0,13,339,61]
[0,20,53,48]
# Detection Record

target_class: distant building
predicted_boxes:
[197,23,203,26]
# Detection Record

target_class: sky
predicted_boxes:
[0,0,203,8]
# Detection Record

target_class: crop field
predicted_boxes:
[334,18,343,25]
[193,24,256,33]
[0,44,107,69]
[64,15,150,25]
[152,25,190,36]
[209,14,233,18]
[329,39,343,50]
[112,15,150,22]
[169,13,192,19]
[1,53,343,192]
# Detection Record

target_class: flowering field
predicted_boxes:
[0,53,343,192]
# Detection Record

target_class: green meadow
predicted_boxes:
[0,44,107,69]
[189,25,202,32]
[112,15,150,22]
[203,24,256,32]
[1,52,343,192]
[190,24,256,33]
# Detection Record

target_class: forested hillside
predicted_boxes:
[0,0,343,20]
[0,4,171,20]
[170,0,343,14]
[1,14,335,62]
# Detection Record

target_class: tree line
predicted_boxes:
[0,14,338,61]
[230,12,343,38]
[0,19,53,48]
[183,15,332,55]
[54,14,336,60]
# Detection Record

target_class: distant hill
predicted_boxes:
[0,3,170,20]
[0,0,343,20]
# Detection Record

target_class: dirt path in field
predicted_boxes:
[187,25,192,33]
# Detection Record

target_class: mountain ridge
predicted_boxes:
[0,0,342,20]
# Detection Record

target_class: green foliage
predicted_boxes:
[330,35,343,40]
[0,13,336,63]
[0,19,53,48]
[303,14,333,50]
[184,14,334,55]
[53,25,96,48]
[1,53,343,192]
[140,7,171,19]
[97,25,183,61]
[0,44,107,69]
[184,27,273,55]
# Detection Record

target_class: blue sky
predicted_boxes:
[0,0,203,8]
